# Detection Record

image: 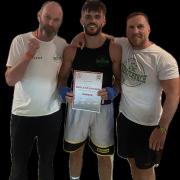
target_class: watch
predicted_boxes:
[157,125,167,134]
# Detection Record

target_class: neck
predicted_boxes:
[143,40,153,48]
[85,33,106,48]
[133,40,153,50]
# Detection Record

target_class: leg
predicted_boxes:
[37,111,62,180]
[128,158,156,180]
[9,115,35,180]
[116,114,158,180]
[90,104,114,180]
[64,107,91,180]
[97,155,113,180]
[69,145,85,179]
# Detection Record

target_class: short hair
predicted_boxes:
[126,12,149,24]
[81,0,106,15]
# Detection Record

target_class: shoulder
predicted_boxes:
[109,39,122,59]
[151,45,179,79]
[63,44,77,61]
[114,37,128,46]
[152,44,177,64]
[11,32,31,44]
[54,36,68,46]
[103,33,115,41]
[64,44,77,52]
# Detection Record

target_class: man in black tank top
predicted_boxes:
[58,1,121,180]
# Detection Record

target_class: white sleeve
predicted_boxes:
[6,35,25,67]
[157,52,179,80]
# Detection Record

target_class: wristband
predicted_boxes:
[106,87,118,101]
[58,86,71,103]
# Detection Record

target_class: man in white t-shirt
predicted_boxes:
[5,1,67,180]
[115,12,179,180]
[70,10,179,180]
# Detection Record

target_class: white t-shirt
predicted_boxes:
[6,32,67,116]
[115,37,179,126]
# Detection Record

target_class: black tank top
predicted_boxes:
[72,39,113,88]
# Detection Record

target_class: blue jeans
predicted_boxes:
[9,110,62,180]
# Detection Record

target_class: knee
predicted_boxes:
[128,159,155,180]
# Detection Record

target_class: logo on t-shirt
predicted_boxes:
[96,56,110,67]
[122,57,147,87]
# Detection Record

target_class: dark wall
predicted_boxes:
[1,0,179,180]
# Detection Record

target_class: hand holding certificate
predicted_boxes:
[72,70,103,113]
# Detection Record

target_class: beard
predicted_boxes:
[39,22,58,37]
[83,24,102,36]
[129,34,147,49]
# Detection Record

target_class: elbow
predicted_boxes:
[177,85,180,101]
[5,72,16,87]
[5,77,15,87]
[178,93,180,102]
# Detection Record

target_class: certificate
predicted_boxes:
[72,70,103,113]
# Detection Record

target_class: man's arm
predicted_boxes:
[98,40,121,102]
[149,77,179,151]
[58,45,77,103]
[58,45,76,87]
[109,40,122,94]
[159,78,180,130]
[5,38,39,86]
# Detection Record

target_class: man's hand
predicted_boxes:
[71,32,85,49]
[98,87,118,101]
[25,38,40,59]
